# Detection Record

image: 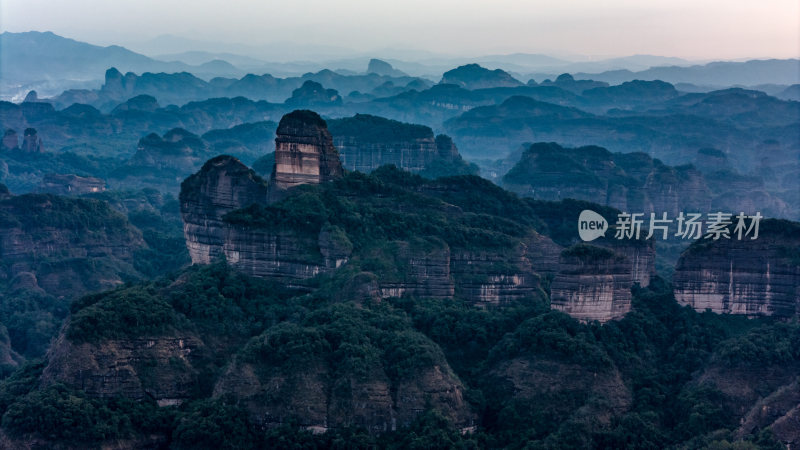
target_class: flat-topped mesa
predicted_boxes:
[270,110,343,191]
[327,114,476,177]
[550,239,656,323]
[180,155,269,264]
[673,219,800,316]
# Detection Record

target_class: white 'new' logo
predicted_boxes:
[578,210,608,241]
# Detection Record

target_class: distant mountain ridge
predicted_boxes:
[3,31,797,103]
[531,59,800,87]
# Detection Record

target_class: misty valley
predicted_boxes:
[0,29,798,449]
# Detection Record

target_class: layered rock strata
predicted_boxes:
[271,110,343,191]
[180,155,268,264]
[673,219,800,316]
[550,240,655,323]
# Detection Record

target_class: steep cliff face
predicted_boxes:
[550,240,655,323]
[270,110,343,192]
[20,128,43,153]
[180,155,268,265]
[450,235,555,306]
[180,153,342,282]
[328,114,476,177]
[673,219,800,316]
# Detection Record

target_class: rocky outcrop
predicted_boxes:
[450,236,553,306]
[36,174,106,195]
[550,240,655,323]
[503,142,713,216]
[180,155,268,264]
[42,330,203,404]
[270,110,343,192]
[180,153,346,282]
[376,239,455,300]
[20,128,42,153]
[673,219,800,316]
[328,114,476,177]
[181,111,349,283]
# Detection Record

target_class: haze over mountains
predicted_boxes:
[2,31,798,101]
[1,23,800,448]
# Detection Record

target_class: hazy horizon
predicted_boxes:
[2,0,798,62]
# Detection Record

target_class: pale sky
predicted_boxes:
[1,0,798,60]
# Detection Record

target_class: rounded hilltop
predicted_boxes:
[276,109,328,138]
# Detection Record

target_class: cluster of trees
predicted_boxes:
[0,258,795,448]
[0,168,797,447]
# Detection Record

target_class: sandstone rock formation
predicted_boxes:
[22,90,39,103]
[673,219,800,316]
[328,114,476,177]
[550,239,655,323]
[180,155,268,264]
[20,127,42,153]
[37,173,106,195]
[42,331,203,404]
[270,110,343,191]
[181,111,351,282]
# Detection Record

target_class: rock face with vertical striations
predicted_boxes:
[550,239,655,323]
[181,111,350,284]
[180,155,268,265]
[673,219,800,316]
[270,110,343,193]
